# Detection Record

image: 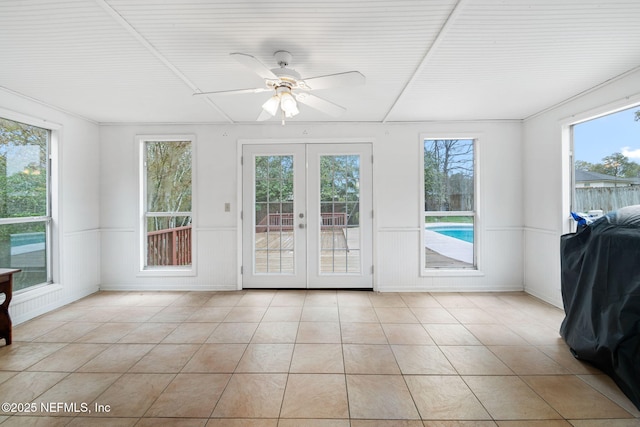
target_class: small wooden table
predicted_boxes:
[0,269,21,345]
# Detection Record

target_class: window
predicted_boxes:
[422,138,476,269]
[572,105,640,217]
[141,138,193,270]
[0,117,51,290]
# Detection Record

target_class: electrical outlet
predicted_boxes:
[224,202,231,212]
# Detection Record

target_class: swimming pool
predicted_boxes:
[427,225,474,243]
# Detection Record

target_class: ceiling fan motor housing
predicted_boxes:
[269,51,301,88]
[274,50,293,67]
[271,67,301,86]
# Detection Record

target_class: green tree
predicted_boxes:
[424,139,474,211]
[575,160,595,171]
[424,148,444,210]
[146,141,192,231]
[253,155,362,226]
[254,155,294,204]
[6,164,47,216]
[254,155,294,227]
[601,153,639,178]
[576,152,640,178]
[0,118,48,218]
[320,155,360,225]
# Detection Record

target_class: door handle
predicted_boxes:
[298,223,305,229]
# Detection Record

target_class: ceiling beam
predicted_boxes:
[382,0,468,123]
[94,0,234,123]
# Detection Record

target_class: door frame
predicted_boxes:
[236,138,376,290]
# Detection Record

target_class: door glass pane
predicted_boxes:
[254,155,295,274]
[319,155,360,273]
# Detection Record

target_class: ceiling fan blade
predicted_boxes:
[193,87,270,96]
[257,109,273,121]
[231,53,278,80]
[294,93,346,117]
[301,71,365,91]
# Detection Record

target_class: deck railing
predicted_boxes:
[256,212,348,232]
[147,225,192,266]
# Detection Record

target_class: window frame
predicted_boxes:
[420,135,479,274]
[138,135,196,276]
[564,100,640,235]
[0,109,56,292]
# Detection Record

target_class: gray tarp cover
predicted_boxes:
[560,205,640,410]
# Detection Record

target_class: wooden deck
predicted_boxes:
[424,228,474,268]
[254,228,361,274]
[425,247,473,268]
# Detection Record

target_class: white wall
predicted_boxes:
[5,64,637,322]
[523,68,640,307]
[1,90,101,324]
[100,120,523,292]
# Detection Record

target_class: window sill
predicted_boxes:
[137,267,196,278]
[421,269,485,277]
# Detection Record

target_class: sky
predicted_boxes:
[573,106,640,164]
[4,144,41,175]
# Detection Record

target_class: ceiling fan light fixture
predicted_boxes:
[279,91,298,117]
[200,51,360,122]
[261,95,280,116]
[284,103,299,118]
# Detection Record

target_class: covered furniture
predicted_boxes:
[560,205,640,410]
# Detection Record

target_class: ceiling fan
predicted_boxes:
[194,51,365,124]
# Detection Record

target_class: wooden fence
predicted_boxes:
[256,212,348,232]
[147,225,192,266]
[575,187,640,213]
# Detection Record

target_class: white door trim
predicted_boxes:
[236,138,376,290]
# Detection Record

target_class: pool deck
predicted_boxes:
[424,224,473,266]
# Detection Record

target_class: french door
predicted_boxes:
[242,143,373,289]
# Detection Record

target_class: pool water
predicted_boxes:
[11,232,45,246]
[429,226,474,243]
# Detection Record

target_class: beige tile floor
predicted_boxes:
[1,290,639,426]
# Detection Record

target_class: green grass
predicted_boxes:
[425,216,473,224]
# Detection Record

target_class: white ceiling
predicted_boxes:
[1,0,639,124]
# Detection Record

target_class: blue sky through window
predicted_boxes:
[573,106,640,164]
